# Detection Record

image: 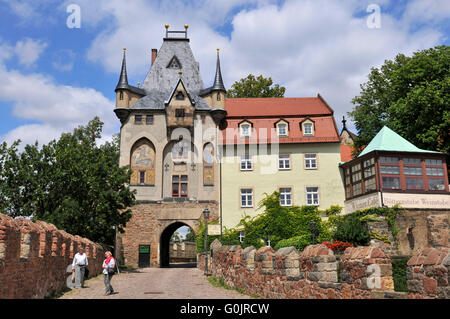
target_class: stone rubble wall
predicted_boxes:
[407,247,449,299]
[0,213,105,299]
[200,239,449,299]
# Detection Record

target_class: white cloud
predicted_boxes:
[0,39,117,147]
[14,38,48,67]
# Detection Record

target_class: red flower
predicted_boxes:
[322,241,354,251]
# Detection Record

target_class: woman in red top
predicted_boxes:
[102,251,116,295]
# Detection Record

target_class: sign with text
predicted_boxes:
[345,191,450,214]
[207,224,221,236]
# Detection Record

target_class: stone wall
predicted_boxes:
[202,240,449,299]
[170,241,196,262]
[201,240,398,299]
[0,213,105,299]
[407,247,449,299]
[364,210,450,257]
[395,210,449,256]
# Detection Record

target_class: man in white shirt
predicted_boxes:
[72,247,88,288]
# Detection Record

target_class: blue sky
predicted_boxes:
[0,0,449,148]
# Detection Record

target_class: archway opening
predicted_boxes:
[160,222,196,268]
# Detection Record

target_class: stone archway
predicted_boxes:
[159,221,196,268]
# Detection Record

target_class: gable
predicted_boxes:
[166,80,195,128]
[167,55,182,69]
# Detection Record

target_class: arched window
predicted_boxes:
[203,143,214,185]
[130,139,155,185]
[172,139,189,161]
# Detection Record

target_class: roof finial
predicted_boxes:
[342,116,347,130]
[178,71,183,78]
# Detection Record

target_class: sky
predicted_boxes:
[0,0,449,149]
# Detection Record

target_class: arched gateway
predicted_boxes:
[160,222,194,267]
[113,25,225,268]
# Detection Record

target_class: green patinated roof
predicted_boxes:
[358,126,441,157]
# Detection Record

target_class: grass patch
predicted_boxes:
[392,256,409,292]
[207,276,259,299]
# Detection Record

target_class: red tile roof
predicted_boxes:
[340,144,354,162]
[225,95,333,118]
[221,95,340,145]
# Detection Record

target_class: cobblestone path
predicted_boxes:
[59,264,250,299]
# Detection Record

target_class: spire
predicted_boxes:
[342,116,347,130]
[211,48,226,92]
[115,48,129,92]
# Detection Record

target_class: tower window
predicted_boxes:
[139,171,145,184]
[119,91,124,100]
[172,175,188,197]
[175,108,185,118]
[217,93,221,101]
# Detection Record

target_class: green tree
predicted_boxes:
[226,74,286,98]
[185,228,196,242]
[171,231,182,243]
[0,117,136,245]
[349,45,450,157]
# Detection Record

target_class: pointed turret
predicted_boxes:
[211,49,226,92]
[115,48,129,92]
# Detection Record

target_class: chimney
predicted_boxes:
[151,49,157,65]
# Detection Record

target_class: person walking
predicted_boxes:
[102,251,116,296]
[72,247,88,288]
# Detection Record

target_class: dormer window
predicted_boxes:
[241,124,250,137]
[278,124,287,136]
[275,119,289,137]
[304,123,313,135]
[167,56,181,69]
[239,120,252,138]
[176,91,185,100]
[301,119,315,136]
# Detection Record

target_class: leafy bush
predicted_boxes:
[207,192,338,252]
[333,213,371,246]
[195,218,220,253]
[274,234,311,251]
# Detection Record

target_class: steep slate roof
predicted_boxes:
[132,38,210,110]
[358,126,441,157]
